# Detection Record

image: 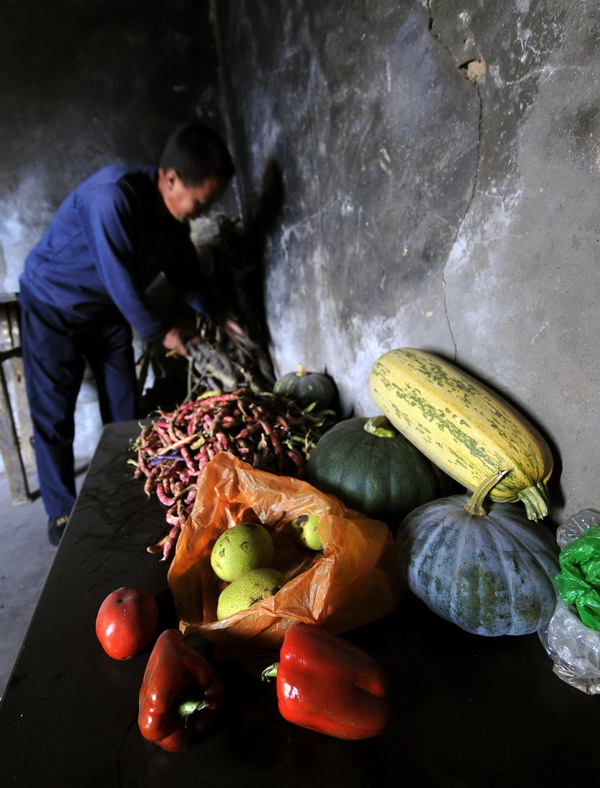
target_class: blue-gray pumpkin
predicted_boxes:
[396,493,559,636]
[306,415,455,523]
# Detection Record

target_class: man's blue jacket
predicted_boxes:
[19,164,212,341]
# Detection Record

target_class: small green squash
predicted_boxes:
[306,415,455,523]
[274,363,338,410]
[396,481,559,636]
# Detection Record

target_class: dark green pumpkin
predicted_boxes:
[396,492,559,636]
[306,416,454,523]
[274,363,337,410]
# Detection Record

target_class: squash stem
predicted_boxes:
[296,363,307,376]
[363,416,397,438]
[517,482,550,521]
[464,470,510,516]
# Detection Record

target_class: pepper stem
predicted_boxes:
[261,662,280,681]
[363,415,397,438]
[464,469,510,516]
[517,481,550,521]
[178,698,210,724]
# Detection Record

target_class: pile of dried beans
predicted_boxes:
[130,387,335,560]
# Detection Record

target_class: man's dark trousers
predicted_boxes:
[19,285,138,518]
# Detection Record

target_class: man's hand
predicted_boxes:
[162,327,198,356]
[221,315,245,342]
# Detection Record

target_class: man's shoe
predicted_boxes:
[48,515,69,546]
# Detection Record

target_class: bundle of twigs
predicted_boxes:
[130,387,336,560]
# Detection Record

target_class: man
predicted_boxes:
[19,123,236,545]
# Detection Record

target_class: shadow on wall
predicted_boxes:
[241,157,285,351]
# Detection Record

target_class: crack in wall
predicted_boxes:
[426,1,484,361]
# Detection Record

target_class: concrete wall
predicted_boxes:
[215,0,600,523]
[0,0,228,290]
[0,0,227,473]
[2,0,599,523]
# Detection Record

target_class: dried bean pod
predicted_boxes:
[155,433,201,455]
[214,431,229,451]
[161,474,174,496]
[180,445,197,473]
[136,447,153,478]
[198,445,209,468]
[165,504,180,526]
[221,416,242,429]
[236,422,262,439]
[143,468,160,497]
[156,481,176,507]
[286,448,305,475]
[161,522,182,561]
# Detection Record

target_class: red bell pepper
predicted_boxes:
[262,624,389,740]
[138,629,224,752]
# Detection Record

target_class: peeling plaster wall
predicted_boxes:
[216,0,600,522]
[217,1,478,392]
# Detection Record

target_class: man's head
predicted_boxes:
[158,123,235,222]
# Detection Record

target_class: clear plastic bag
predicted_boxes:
[539,508,600,694]
[556,508,600,550]
[540,599,600,694]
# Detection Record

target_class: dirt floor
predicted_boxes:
[0,471,85,700]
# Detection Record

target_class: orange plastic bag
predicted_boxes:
[167,452,402,656]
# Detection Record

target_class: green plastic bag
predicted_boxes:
[555,526,600,631]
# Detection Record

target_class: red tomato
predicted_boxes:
[96,587,158,660]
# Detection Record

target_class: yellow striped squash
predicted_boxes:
[368,348,553,521]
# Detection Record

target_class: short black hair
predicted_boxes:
[159,123,235,185]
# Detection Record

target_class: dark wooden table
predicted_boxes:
[1,421,598,787]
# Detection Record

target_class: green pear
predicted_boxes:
[210,522,274,582]
[216,568,285,620]
[290,514,323,551]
